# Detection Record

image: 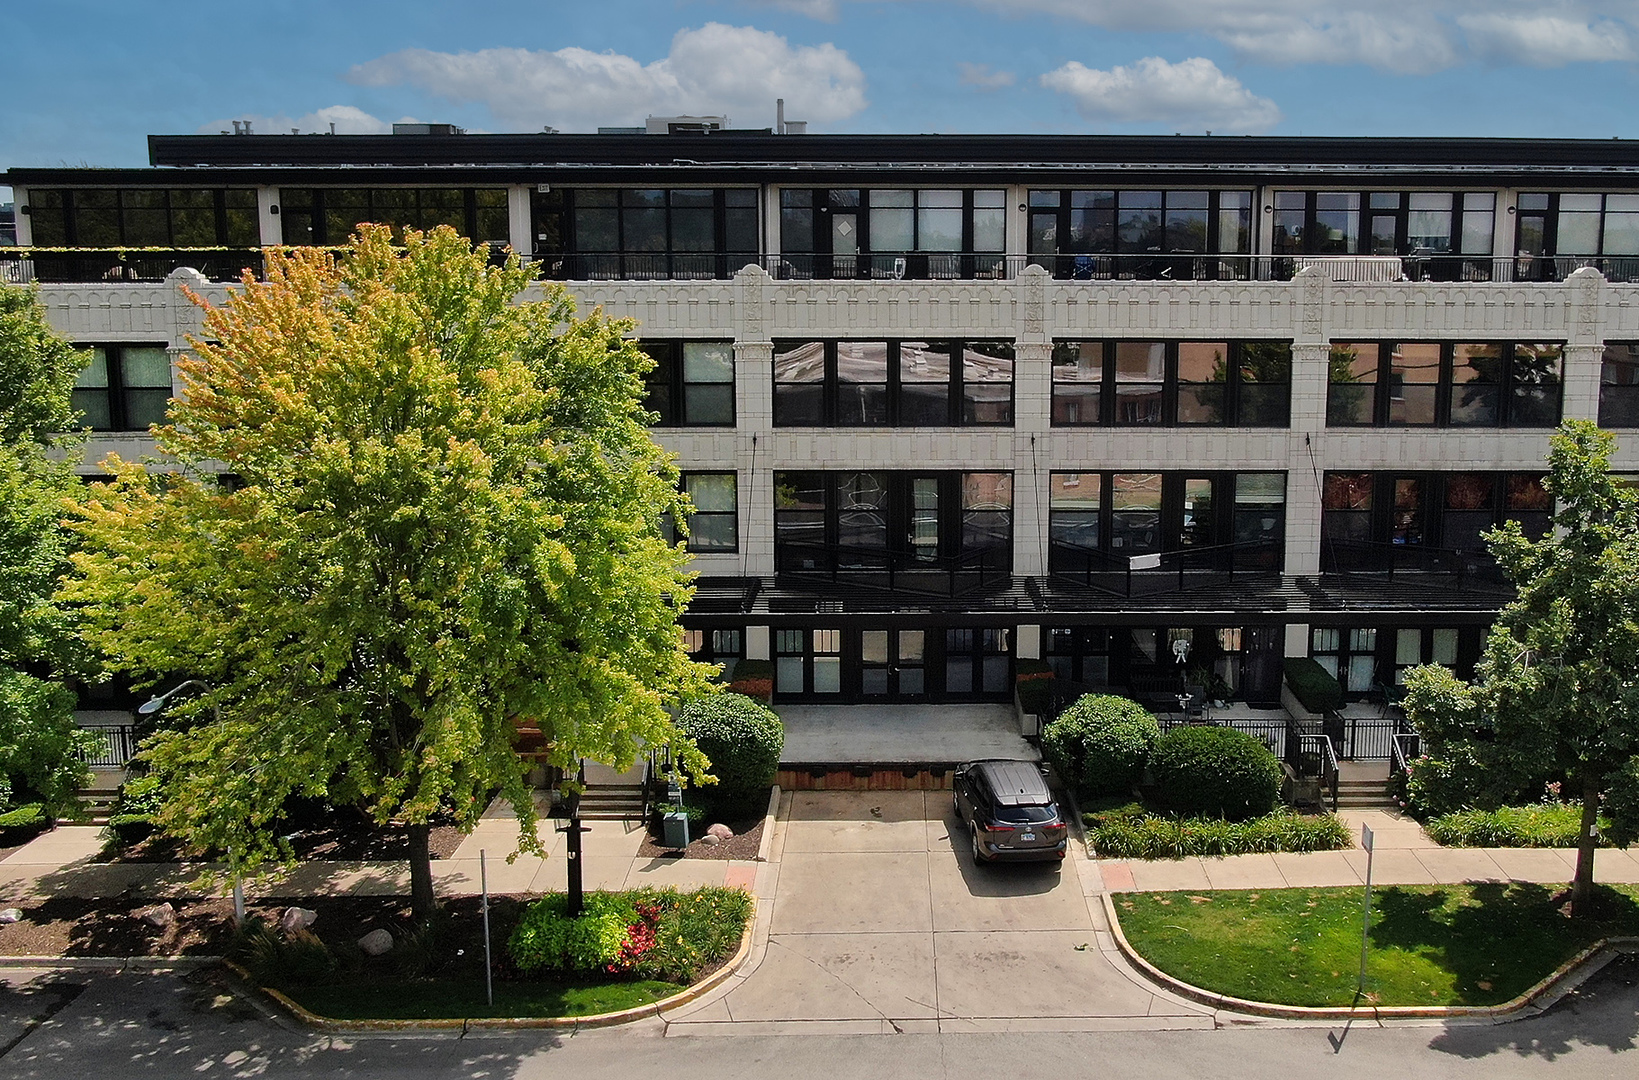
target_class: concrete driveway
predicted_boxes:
[664,790,1211,1035]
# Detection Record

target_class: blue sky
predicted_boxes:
[7,0,1639,174]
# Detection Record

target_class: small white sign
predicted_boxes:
[1362,824,1374,852]
[1129,553,1162,570]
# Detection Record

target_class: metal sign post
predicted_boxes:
[1358,824,1375,996]
[481,848,493,1007]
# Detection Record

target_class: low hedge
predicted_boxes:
[1041,694,1159,799]
[1148,725,1283,821]
[1086,804,1352,859]
[1425,803,1612,848]
[1016,672,1054,716]
[1283,657,1344,714]
[0,802,48,841]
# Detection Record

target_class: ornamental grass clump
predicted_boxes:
[1425,803,1609,848]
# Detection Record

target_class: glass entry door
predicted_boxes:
[860,629,926,698]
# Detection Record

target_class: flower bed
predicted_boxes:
[507,886,753,984]
[1424,803,1613,848]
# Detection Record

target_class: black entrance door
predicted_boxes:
[860,629,927,698]
[1240,625,1285,707]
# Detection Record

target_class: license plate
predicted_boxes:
[1020,832,1036,842]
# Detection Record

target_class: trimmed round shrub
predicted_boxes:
[1148,726,1282,821]
[1041,694,1160,799]
[678,692,784,813]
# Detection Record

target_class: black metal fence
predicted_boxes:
[776,541,1010,597]
[77,724,138,768]
[1320,539,1511,593]
[1048,538,1282,597]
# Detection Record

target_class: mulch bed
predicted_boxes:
[636,815,763,862]
[94,822,465,864]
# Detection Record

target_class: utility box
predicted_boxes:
[663,810,691,849]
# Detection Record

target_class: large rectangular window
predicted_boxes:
[280,188,508,246]
[1515,192,1639,280]
[1601,343,1639,427]
[1272,189,1496,279]
[774,471,1012,572]
[1052,341,1290,427]
[1321,471,1551,570]
[1049,471,1285,567]
[1028,189,1251,279]
[71,345,172,432]
[532,187,757,279]
[774,340,1013,427]
[679,472,738,553]
[776,188,1005,279]
[26,188,259,248]
[640,341,735,426]
[1327,342,1562,428]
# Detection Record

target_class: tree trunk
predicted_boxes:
[1570,775,1601,918]
[408,822,437,923]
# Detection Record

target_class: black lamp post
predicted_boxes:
[556,761,586,917]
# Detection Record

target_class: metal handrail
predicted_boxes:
[1297,733,1341,813]
[775,540,1010,596]
[1389,730,1421,780]
[1320,539,1511,591]
[1048,537,1282,597]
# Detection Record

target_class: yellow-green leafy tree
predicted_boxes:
[68,227,713,918]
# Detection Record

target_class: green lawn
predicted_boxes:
[1114,882,1639,1007]
[285,977,686,1020]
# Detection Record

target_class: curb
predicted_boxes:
[1101,892,1639,1021]
[0,954,220,972]
[219,916,758,1034]
[756,785,781,864]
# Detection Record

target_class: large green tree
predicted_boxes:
[1403,420,1639,917]
[68,227,713,917]
[0,286,95,817]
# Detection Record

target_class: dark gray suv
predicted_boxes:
[952,759,1068,863]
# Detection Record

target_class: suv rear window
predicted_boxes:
[994,803,1058,825]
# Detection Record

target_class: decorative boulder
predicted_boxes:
[141,903,176,928]
[701,833,722,845]
[281,906,318,935]
[357,928,394,956]
[0,908,21,924]
[706,823,734,841]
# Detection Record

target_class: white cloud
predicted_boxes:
[958,61,1016,89]
[782,1,1639,74]
[349,23,867,132]
[1459,13,1633,66]
[1040,56,1282,132]
[196,104,400,136]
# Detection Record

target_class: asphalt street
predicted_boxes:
[0,959,1635,1080]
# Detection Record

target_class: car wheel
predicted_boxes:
[970,822,986,863]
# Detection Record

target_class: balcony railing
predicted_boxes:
[1319,539,1512,591]
[77,723,139,768]
[1048,538,1282,598]
[1,247,266,284]
[775,541,1010,597]
[530,251,761,281]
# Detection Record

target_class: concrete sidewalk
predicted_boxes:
[0,808,758,901]
[1092,808,1639,894]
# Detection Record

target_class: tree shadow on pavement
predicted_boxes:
[1427,955,1639,1061]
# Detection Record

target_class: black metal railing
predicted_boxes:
[1320,539,1511,591]
[77,724,139,768]
[1296,733,1341,812]
[530,251,761,281]
[0,248,267,284]
[775,541,1010,596]
[1048,537,1282,598]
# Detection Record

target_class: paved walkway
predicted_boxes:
[0,804,757,901]
[777,704,1038,764]
[1093,808,1639,894]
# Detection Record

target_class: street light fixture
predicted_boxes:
[139,679,241,924]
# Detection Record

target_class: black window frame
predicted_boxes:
[25,188,260,248]
[1027,188,1253,267]
[1325,341,1563,428]
[1047,471,1287,565]
[776,187,1008,279]
[1601,343,1639,427]
[1050,340,1291,427]
[774,470,1013,571]
[640,340,736,427]
[678,471,739,554]
[70,343,173,432]
[1271,190,1495,258]
[773,339,1015,427]
[276,187,509,246]
[531,187,759,278]
[1515,192,1639,281]
[1320,470,1553,568]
